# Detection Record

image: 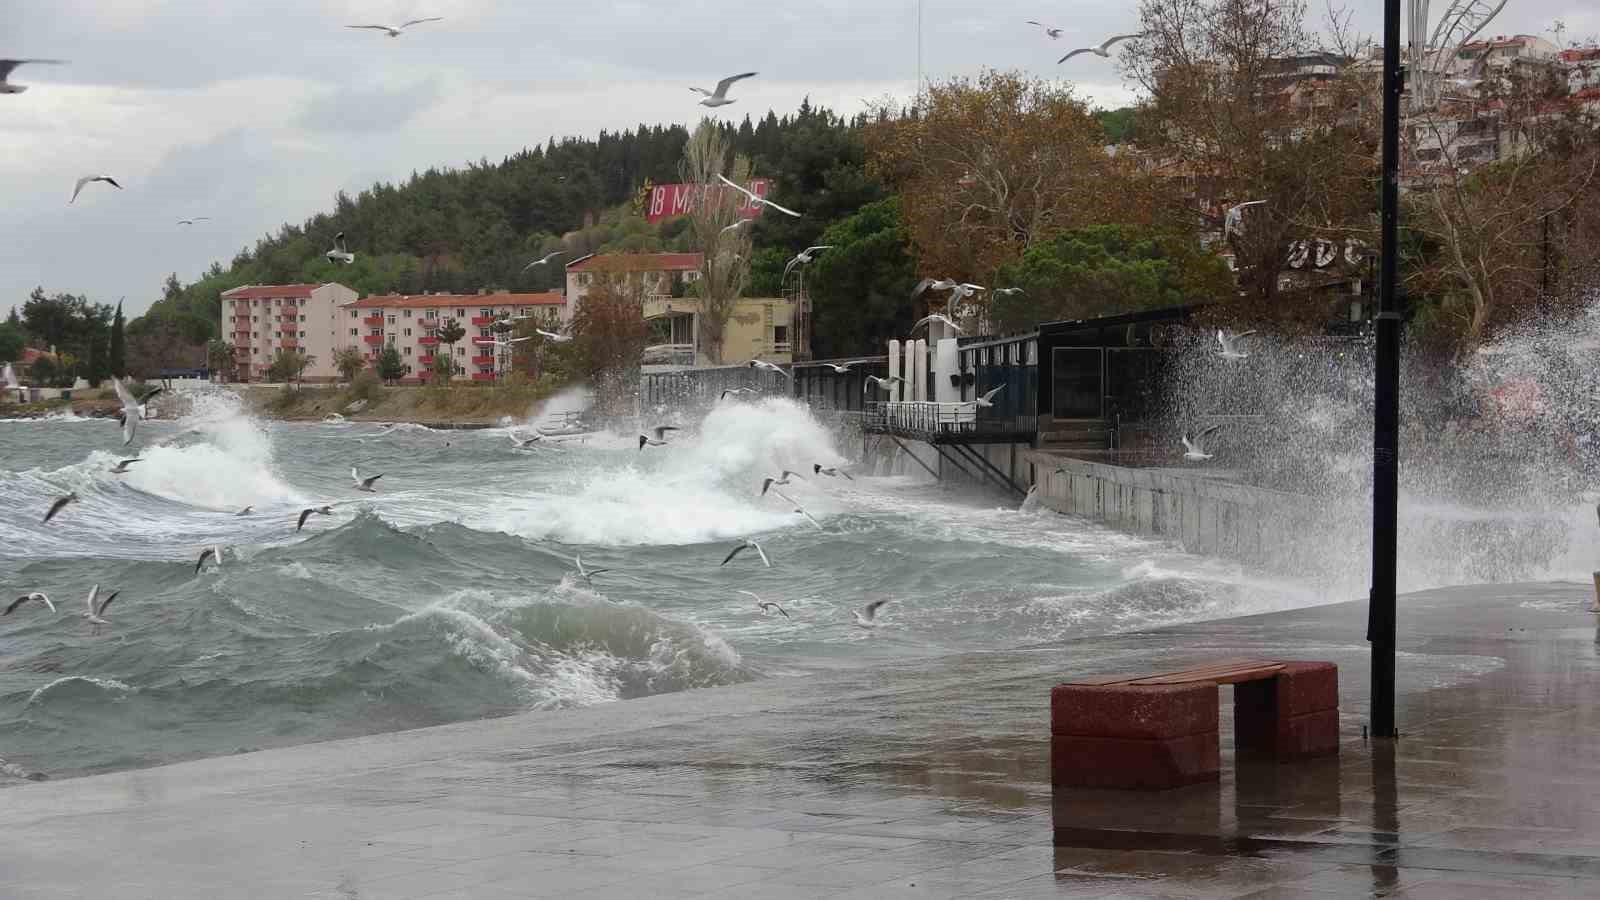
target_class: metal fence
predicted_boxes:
[861,401,1039,443]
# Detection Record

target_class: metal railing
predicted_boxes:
[861,401,1038,442]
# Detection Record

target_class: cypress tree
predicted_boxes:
[109,300,126,376]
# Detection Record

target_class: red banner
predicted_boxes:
[645,179,772,223]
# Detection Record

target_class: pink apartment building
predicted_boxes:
[338,291,568,382]
[222,282,359,382]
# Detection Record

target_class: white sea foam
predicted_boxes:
[26,676,136,708]
[117,392,303,510]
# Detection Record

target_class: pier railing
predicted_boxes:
[861,401,1038,445]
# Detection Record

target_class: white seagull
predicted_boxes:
[194,545,222,575]
[70,175,122,205]
[1181,424,1223,462]
[864,375,905,395]
[1216,329,1258,360]
[720,218,754,235]
[975,385,1005,408]
[351,467,384,492]
[739,590,789,619]
[852,599,890,629]
[1059,33,1145,63]
[1,59,66,95]
[782,246,833,281]
[177,217,211,226]
[521,250,567,272]
[993,287,1025,297]
[110,376,161,446]
[911,314,964,335]
[509,431,543,450]
[748,359,793,381]
[774,490,823,531]
[813,464,854,481]
[347,18,444,37]
[235,505,254,516]
[720,387,759,400]
[716,174,801,218]
[4,593,55,616]
[638,425,679,450]
[760,471,804,497]
[326,231,355,265]
[535,329,572,343]
[690,71,758,107]
[575,554,609,585]
[1027,21,1065,39]
[81,584,119,634]
[297,504,336,532]
[109,457,141,474]
[721,539,772,568]
[818,360,865,374]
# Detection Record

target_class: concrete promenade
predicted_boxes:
[5,582,1600,898]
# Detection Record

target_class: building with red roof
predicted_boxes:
[339,290,567,382]
[222,282,358,382]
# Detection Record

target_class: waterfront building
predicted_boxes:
[338,291,567,382]
[222,283,358,382]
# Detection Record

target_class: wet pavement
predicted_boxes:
[4,582,1600,898]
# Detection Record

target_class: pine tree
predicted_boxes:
[109,300,126,376]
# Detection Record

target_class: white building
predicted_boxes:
[337,291,567,382]
[222,283,358,382]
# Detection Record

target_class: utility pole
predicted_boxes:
[1370,0,1404,740]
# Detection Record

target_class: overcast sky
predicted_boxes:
[5,1,1595,318]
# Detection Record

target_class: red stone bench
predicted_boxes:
[1051,658,1339,790]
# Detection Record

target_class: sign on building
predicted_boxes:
[644,179,772,223]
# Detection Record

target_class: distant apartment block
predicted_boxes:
[338,291,567,382]
[222,283,358,382]
[563,252,704,318]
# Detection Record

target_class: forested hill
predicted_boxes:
[142,99,885,337]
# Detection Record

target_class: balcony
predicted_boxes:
[363,334,384,345]
[418,336,440,346]
[472,337,497,347]
[471,372,495,382]
[419,318,440,329]
[470,316,497,326]
[418,355,434,366]
[234,330,250,341]
[471,355,495,366]
[280,315,299,324]
[363,316,384,327]
[280,338,298,349]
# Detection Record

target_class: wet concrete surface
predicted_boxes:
[4,582,1600,898]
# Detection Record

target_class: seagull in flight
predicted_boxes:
[43,492,77,524]
[719,219,754,236]
[1059,32,1144,63]
[716,174,801,218]
[575,554,609,585]
[852,599,890,629]
[690,71,757,107]
[720,387,759,400]
[509,431,543,450]
[864,375,905,395]
[639,425,679,450]
[81,584,119,634]
[760,471,804,496]
[521,250,567,272]
[535,329,572,343]
[4,593,55,616]
[739,590,789,619]
[235,505,254,516]
[351,467,383,492]
[109,457,141,474]
[1216,329,1257,360]
[993,287,1025,297]
[1,59,66,95]
[297,505,336,532]
[194,545,222,575]
[721,539,771,568]
[1027,21,1065,39]
[748,359,793,381]
[974,385,1005,408]
[911,314,964,335]
[1181,424,1223,461]
[177,217,211,226]
[110,376,161,446]
[774,490,823,531]
[326,231,355,265]
[347,17,443,37]
[817,360,865,374]
[782,246,833,281]
[70,175,122,205]
[813,464,854,481]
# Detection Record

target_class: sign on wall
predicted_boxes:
[644,179,772,223]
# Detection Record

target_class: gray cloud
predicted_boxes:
[295,78,443,134]
[5,0,1596,317]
